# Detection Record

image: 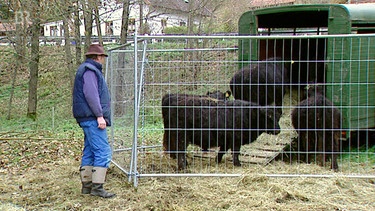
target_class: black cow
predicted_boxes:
[162,90,231,158]
[289,58,326,89]
[205,90,232,101]
[290,85,342,170]
[164,90,232,103]
[162,93,281,170]
[229,57,290,114]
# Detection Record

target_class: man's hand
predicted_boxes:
[97,116,107,129]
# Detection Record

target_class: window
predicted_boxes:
[59,25,63,36]
[128,18,136,35]
[50,26,58,36]
[161,19,167,27]
[105,21,113,35]
[161,18,167,33]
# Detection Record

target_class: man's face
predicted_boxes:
[98,55,106,64]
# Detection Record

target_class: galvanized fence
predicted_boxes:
[107,34,375,186]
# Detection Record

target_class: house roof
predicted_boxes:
[250,0,375,8]
[0,22,15,32]
[251,0,295,8]
[145,0,212,16]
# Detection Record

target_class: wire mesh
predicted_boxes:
[107,34,375,185]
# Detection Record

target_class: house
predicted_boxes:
[0,22,15,36]
[43,21,63,37]
[250,0,375,8]
[42,0,211,39]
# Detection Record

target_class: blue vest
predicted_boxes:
[72,62,111,126]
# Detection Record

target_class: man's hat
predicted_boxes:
[85,44,108,57]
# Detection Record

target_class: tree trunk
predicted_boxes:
[7,64,20,120]
[120,0,130,44]
[83,0,93,52]
[63,13,74,88]
[13,1,27,65]
[27,0,41,120]
[139,0,143,34]
[94,5,103,45]
[73,0,82,66]
[7,1,27,120]
[113,0,131,116]
[187,0,195,36]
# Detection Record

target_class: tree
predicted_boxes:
[201,0,244,33]
[120,0,130,44]
[0,1,12,19]
[82,0,93,52]
[94,3,103,45]
[182,0,226,85]
[61,3,75,88]
[27,0,41,120]
[3,0,24,120]
[112,0,131,116]
[10,1,27,65]
[73,0,82,66]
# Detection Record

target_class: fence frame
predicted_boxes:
[107,33,375,187]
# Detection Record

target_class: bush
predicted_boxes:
[163,26,188,35]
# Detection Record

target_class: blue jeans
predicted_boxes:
[79,120,112,168]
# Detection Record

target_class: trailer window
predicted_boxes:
[352,24,375,34]
[257,11,329,28]
[257,11,329,36]
[258,27,328,35]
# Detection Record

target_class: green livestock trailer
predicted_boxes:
[238,4,375,144]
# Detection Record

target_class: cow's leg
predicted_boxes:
[331,135,339,171]
[215,129,226,164]
[306,132,314,164]
[176,140,187,170]
[216,146,225,163]
[232,145,241,166]
[167,130,177,159]
[175,128,189,169]
[316,131,324,167]
[331,150,338,171]
[177,152,187,170]
[299,131,307,163]
[174,130,187,170]
[331,156,338,171]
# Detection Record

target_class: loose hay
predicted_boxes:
[2,150,375,210]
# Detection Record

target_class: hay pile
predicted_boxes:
[1,157,375,210]
[1,106,375,210]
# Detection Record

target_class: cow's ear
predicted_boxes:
[225,90,232,98]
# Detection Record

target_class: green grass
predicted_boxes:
[0,46,76,132]
[341,146,375,164]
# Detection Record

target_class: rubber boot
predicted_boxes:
[79,166,93,194]
[90,167,116,198]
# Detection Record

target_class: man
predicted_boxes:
[72,44,115,198]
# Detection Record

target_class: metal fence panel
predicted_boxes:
[107,34,375,186]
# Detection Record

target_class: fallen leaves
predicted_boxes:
[1,130,82,175]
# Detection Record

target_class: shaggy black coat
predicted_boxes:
[162,93,281,170]
[291,85,342,170]
[229,57,290,114]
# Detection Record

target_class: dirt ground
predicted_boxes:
[1,154,375,211]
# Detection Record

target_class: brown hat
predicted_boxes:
[85,44,108,57]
